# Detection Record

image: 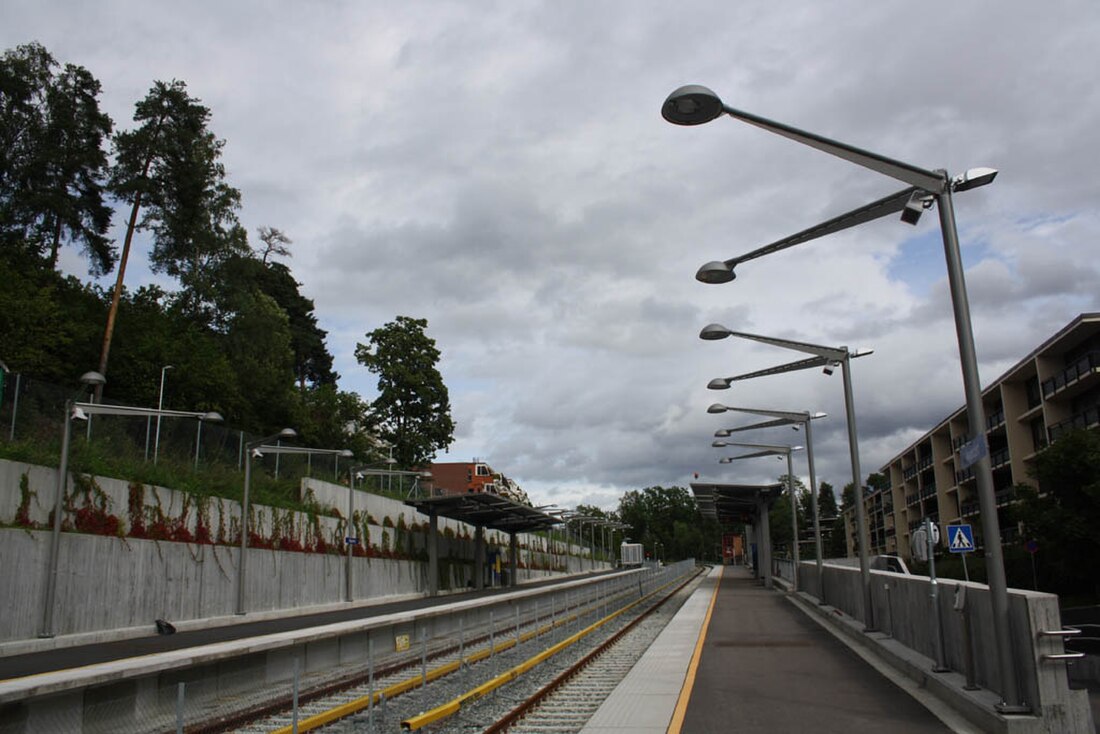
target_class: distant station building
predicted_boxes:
[429,460,532,505]
[844,312,1100,562]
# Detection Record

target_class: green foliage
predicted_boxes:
[0,42,114,275]
[618,485,721,562]
[110,79,247,322]
[355,316,455,466]
[1010,429,1100,597]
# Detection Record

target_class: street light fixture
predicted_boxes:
[710,406,827,598]
[236,428,297,615]
[700,324,876,630]
[39,398,220,638]
[667,83,1021,709]
[714,441,802,590]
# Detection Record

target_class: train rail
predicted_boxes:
[227,562,701,733]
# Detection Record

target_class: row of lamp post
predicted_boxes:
[37,369,381,634]
[665,83,1023,710]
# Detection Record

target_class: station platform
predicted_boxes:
[582,565,968,734]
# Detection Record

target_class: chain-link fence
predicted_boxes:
[0,373,415,510]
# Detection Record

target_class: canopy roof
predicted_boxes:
[405,492,560,534]
[689,482,784,525]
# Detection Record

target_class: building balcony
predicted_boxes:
[905,492,920,506]
[986,407,1006,432]
[1048,403,1100,442]
[995,486,1016,507]
[960,499,981,517]
[919,483,937,500]
[990,446,1011,469]
[1041,351,1100,399]
[902,465,917,481]
[955,464,975,484]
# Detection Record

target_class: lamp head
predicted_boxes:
[707,377,731,390]
[80,370,106,387]
[699,323,732,341]
[339,449,354,458]
[714,429,731,437]
[707,403,728,414]
[277,428,297,440]
[822,362,837,376]
[201,411,224,422]
[696,261,736,284]
[662,85,724,126]
[953,167,998,192]
[71,405,89,421]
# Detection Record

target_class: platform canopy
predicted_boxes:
[689,482,783,525]
[405,492,561,534]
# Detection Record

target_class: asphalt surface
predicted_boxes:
[0,572,607,681]
[680,568,952,733]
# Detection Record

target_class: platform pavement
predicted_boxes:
[582,565,975,734]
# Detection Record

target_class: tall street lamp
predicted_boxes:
[237,428,298,615]
[710,405,826,598]
[41,398,221,637]
[715,441,803,590]
[665,84,1022,710]
[701,323,876,630]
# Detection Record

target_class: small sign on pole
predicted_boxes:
[345,537,359,545]
[947,524,975,554]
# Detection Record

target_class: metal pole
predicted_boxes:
[927,517,948,672]
[787,450,799,592]
[346,481,354,602]
[368,636,375,730]
[841,356,874,630]
[193,419,202,470]
[236,453,251,615]
[804,416,824,600]
[40,400,73,637]
[154,366,169,465]
[292,657,300,734]
[8,373,20,442]
[176,681,185,734]
[937,187,1023,710]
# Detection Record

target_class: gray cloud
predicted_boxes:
[7,0,1100,510]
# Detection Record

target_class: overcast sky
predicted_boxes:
[7,1,1100,510]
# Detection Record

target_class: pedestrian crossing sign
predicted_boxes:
[947,524,975,554]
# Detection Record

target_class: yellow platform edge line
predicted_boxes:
[666,565,722,734]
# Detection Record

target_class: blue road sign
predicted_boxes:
[947,524,975,554]
[345,537,360,545]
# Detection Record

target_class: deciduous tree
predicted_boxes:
[355,316,455,467]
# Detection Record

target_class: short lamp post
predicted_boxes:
[715,441,802,590]
[665,84,1022,710]
[40,398,222,638]
[710,405,826,598]
[701,324,876,628]
[236,428,298,615]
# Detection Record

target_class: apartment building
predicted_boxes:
[429,460,532,505]
[845,312,1100,561]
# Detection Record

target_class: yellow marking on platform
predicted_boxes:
[667,566,721,734]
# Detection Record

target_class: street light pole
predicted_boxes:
[665,84,1021,710]
[710,406,825,598]
[237,428,298,615]
[716,441,802,591]
[703,327,874,625]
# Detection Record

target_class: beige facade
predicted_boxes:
[844,313,1100,561]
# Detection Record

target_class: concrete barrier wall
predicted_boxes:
[796,559,1088,727]
[0,459,606,642]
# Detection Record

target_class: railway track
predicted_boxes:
[225,562,701,733]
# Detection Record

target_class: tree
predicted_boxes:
[1011,429,1100,597]
[355,316,455,467]
[618,486,721,562]
[257,226,291,265]
[97,80,245,397]
[0,42,114,274]
[216,254,336,389]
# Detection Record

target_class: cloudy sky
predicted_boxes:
[7,1,1100,510]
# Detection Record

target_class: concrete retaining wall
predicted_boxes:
[0,459,603,643]
[795,560,1092,732]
